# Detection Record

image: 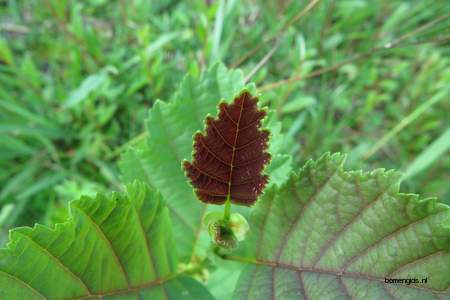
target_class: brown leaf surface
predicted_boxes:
[184,91,271,206]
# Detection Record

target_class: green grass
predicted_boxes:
[0,0,449,242]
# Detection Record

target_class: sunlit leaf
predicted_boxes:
[0,181,213,300]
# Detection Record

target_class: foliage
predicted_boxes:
[232,153,449,299]
[119,63,292,261]
[0,181,214,299]
[1,0,449,299]
[1,0,449,237]
[1,155,448,298]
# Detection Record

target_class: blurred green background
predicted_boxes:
[1,0,449,243]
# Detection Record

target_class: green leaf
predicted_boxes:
[403,127,450,180]
[63,68,111,109]
[123,31,181,70]
[281,95,316,114]
[119,63,292,261]
[0,181,213,300]
[0,38,14,65]
[230,153,450,299]
[120,144,155,189]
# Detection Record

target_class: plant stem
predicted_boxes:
[223,195,231,222]
[221,254,259,265]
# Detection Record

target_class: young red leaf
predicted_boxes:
[183,91,271,206]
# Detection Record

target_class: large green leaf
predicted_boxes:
[230,153,449,299]
[0,182,213,300]
[120,63,292,261]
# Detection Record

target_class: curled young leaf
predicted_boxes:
[204,211,250,249]
[184,91,271,206]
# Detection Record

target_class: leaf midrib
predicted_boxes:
[227,256,447,294]
[73,273,178,300]
[227,96,245,199]
[258,205,447,289]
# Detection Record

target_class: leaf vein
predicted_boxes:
[229,257,448,294]
[311,181,395,267]
[341,211,446,271]
[387,250,448,277]
[17,232,92,294]
[130,198,159,282]
[72,204,130,286]
[275,167,339,262]
[296,271,309,300]
[199,137,232,166]
[210,121,234,148]
[190,164,229,184]
[0,270,46,300]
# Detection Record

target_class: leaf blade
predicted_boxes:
[231,153,450,299]
[119,63,292,261]
[184,91,271,206]
[0,182,213,299]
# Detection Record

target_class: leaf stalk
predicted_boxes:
[223,195,231,222]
